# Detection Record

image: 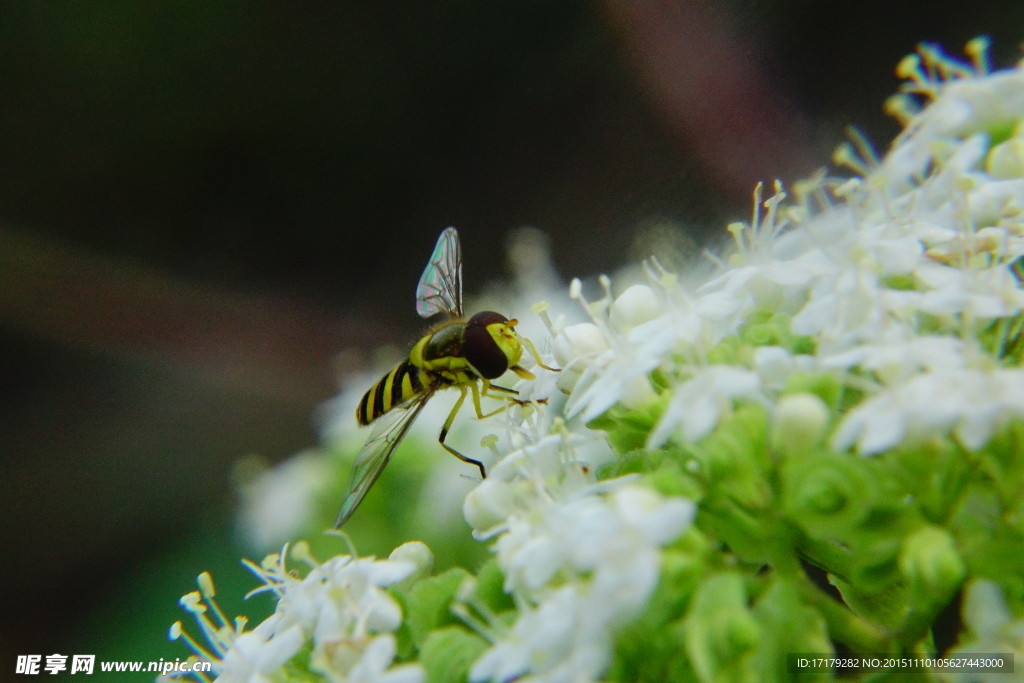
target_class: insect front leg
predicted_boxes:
[485,381,519,396]
[481,378,545,408]
[521,335,560,372]
[439,386,487,479]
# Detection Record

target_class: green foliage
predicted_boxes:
[782,372,843,409]
[738,310,816,356]
[473,559,515,614]
[588,398,668,455]
[979,312,1024,365]
[588,361,1024,680]
[879,274,917,291]
[420,627,489,683]
[404,567,474,647]
[749,578,832,683]
[684,572,762,683]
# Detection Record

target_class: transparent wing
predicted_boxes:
[415,227,463,319]
[334,387,436,528]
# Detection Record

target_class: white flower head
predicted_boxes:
[648,367,763,448]
[832,367,1024,454]
[170,546,424,683]
[472,483,693,683]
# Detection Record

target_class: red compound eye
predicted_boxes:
[467,311,508,328]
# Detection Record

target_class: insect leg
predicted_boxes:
[521,335,560,372]
[480,379,518,406]
[439,386,487,478]
[472,380,508,419]
[509,365,536,380]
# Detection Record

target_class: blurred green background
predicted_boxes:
[2,0,1024,678]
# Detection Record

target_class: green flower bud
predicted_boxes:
[389,541,434,585]
[783,372,841,409]
[771,392,829,455]
[782,455,872,533]
[899,526,966,605]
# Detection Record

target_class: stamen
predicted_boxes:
[179,592,205,615]
[964,36,991,75]
[896,53,927,88]
[727,222,747,256]
[196,574,232,635]
[197,572,216,599]
[751,181,763,239]
[792,167,830,215]
[847,127,880,168]
[701,248,725,268]
[169,622,219,666]
[480,434,501,460]
[762,179,789,243]
[568,278,583,301]
[883,94,919,126]
[531,301,559,335]
[291,540,318,568]
[833,142,870,177]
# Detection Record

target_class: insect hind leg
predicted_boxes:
[439,386,487,479]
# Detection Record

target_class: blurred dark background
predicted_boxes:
[2,0,1023,670]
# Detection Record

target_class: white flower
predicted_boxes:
[264,554,414,642]
[987,137,1024,179]
[171,547,425,683]
[463,477,518,536]
[648,366,762,447]
[753,345,810,391]
[553,323,609,367]
[609,284,663,333]
[819,327,966,384]
[790,267,886,347]
[832,367,1024,454]
[169,574,305,683]
[216,619,305,683]
[940,580,1024,683]
[916,261,1024,318]
[346,635,425,683]
[470,586,606,683]
[387,541,434,584]
[471,483,693,683]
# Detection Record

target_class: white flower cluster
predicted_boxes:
[209,38,1024,683]
[454,293,694,683]
[551,39,1024,457]
[169,542,430,683]
[463,423,695,683]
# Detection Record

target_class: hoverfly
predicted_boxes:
[335,227,557,527]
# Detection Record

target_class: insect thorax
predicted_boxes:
[411,314,518,381]
[421,321,465,362]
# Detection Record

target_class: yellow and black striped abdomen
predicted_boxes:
[356,360,426,425]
